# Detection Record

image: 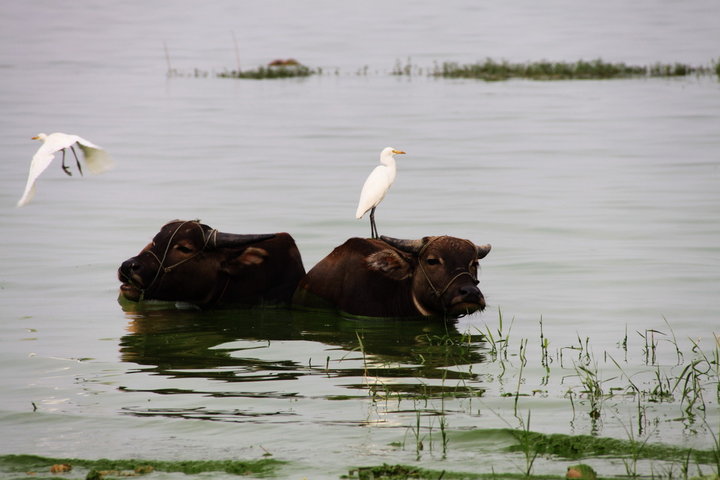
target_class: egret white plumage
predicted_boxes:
[17,132,114,207]
[355,147,406,238]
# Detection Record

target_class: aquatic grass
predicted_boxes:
[431,58,715,81]
[346,463,480,480]
[616,415,655,478]
[573,361,609,428]
[501,429,719,465]
[539,316,550,374]
[618,324,629,361]
[638,329,664,365]
[516,411,540,478]
[218,64,317,79]
[514,338,527,417]
[439,410,450,459]
[480,310,716,437]
[482,308,514,380]
[656,316,685,366]
[0,455,284,478]
[607,354,650,435]
[650,365,675,403]
[702,416,720,474]
[346,463,604,480]
[560,334,592,368]
[180,55,718,81]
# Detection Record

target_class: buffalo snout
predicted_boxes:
[458,283,482,302]
[446,281,485,315]
[118,254,158,289]
[120,258,141,275]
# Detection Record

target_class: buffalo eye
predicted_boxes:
[174,244,195,254]
[426,257,441,266]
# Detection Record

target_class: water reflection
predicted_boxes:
[119,304,487,402]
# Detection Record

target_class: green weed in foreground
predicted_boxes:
[346,463,603,479]
[345,463,553,479]
[0,454,283,479]
[501,429,718,464]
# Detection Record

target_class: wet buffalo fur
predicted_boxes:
[293,236,490,319]
[118,220,305,308]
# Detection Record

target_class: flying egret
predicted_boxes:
[17,132,114,207]
[355,147,406,238]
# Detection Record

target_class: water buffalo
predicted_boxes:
[118,220,305,308]
[293,235,491,319]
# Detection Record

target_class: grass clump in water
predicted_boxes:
[346,463,489,479]
[218,60,317,79]
[503,428,719,465]
[0,454,284,478]
[433,58,711,81]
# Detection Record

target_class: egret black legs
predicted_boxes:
[61,149,71,176]
[60,147,83,176]
[70,146,83,176]
[369,207,378,239]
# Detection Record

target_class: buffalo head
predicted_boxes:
[118,220,304,307]
[292,235,491,319]
[379,235,491,317]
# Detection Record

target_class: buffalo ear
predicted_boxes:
[222,247,269,275]
[366,249,412,281]
[238,247,269,265]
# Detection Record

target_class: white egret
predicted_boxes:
[355,147,406,238]
[17,132,114,207]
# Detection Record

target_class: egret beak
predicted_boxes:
[31,136,41,140]
[392,150,406,155]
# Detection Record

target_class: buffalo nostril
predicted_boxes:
[121,259,141,274]
[460,284,480,297]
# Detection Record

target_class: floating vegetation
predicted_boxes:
[0,454,284,479]
[368,310,719,477]
[173,52,719,81]
[503,429,719,464]
[217,62,318,79]
[431,58,716,81]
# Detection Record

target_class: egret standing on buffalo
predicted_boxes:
[355,147,406,238]
[17,132,114,207]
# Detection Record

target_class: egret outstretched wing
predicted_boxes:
[17,141,60,207]
[76,137,114,174]
[17,132,114,207]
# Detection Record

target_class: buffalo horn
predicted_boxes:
[379,235,425,253]
[212,232,275,249]
[476,243,492,259]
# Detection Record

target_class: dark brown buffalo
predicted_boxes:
[118,220,305,307]
[293,235,491,319]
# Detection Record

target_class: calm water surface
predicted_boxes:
[1,1,718,478]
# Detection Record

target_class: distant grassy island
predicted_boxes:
[218,58,318,79]
[425,58,718,81]
[172,56,718,81]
